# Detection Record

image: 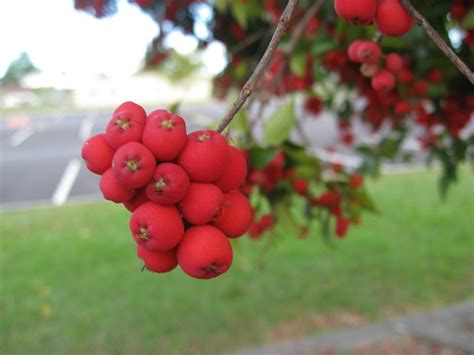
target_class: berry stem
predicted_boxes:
[400,0,474,85]
[216,0,299,133]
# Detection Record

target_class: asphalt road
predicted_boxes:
[0,101,422,211]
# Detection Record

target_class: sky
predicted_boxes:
[0,0,226,87]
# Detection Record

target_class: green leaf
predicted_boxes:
[289,54,306,77]
[231,1,248,28]
[311,40,339,56]
[275,202,301,236]
[248,187,272,215]
[230,108,249,133]
[214,0,228,12]
[378,138,402,159]
[293,165,319,180]
[249,147,278,169]
[462,8,474,29]
[351,188,378,213]
[264,99,296,146]
[168,101,180,114]
[282,142,314,165]
[234,61,247,79]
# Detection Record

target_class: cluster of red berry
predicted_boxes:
[243,151,365,239]
[81,102,252,279]
[347,40,405,93]
[334,0,413,37]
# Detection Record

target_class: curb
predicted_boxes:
[227,301,474,355]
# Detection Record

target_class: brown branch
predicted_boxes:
[216,0,299,133]
[230,29,270,56]
[284,0,324,55]
[270,0,324,91]
[372,32,383,45]
[400,0,474,85]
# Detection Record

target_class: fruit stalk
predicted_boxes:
[216,0,298,133]
[400,0,474,85]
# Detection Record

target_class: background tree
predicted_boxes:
[1,52,39,86]
[75,0,474,242]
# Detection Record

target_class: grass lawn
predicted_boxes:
[1,169,473,355]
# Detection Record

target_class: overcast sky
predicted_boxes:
[0,0,226,85]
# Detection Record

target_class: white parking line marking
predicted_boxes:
[79,116,95,141]
[9,127,34,147]
[51,159,81,206]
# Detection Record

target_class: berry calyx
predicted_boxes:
[112,142,156,190]
[145,163,190,205]
[177,225,233,279]
[142,110,187,161]
[130,202,184,251]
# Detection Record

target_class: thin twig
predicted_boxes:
[284,0,324,55]
[216,0,299,133]
[271,0,324,91]
[230,29,270,56]
[400,0,474,85]
[372,32,383,45]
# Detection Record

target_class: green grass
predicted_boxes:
[1,169,473,355]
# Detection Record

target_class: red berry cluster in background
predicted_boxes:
[242,150,368,240]
[334,0,413,37]
[74,0,474,246]
[81,102,252,279]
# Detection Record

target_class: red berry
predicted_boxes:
[348,174,364,189]
[398,69,413,83]
[371,69,395,92]
[427,69,442,83]
[177,130,229,182]
[145,163,190,206]
[248,222,263,239]
[360,63,379,77]
[106,101,146,149]
[177,225,233,279]
[385,53,403,73]
[347,40,365,62]
[450,4,466,21]
[315,190,341,208]
[81,133,115,175]
[334,0,377,25]
[124,188,149,212]
[341,132,354,146]
[130,202,184,252]
[141,110,187,162]
[375,0,413,37]
[356,41,381,65]
[260,215,275,230]
[99,168,134,203]
[137,245,178,273]
[336,218,349,238]
[394,101,411,116]
[112,142,156,190]
[304,96,323,115]
[180,183,224,225]
[293,179,308,195]
[212,191,253,238]
[214,146,247,192]
[133,0,152,8]
[413,80,429,96]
